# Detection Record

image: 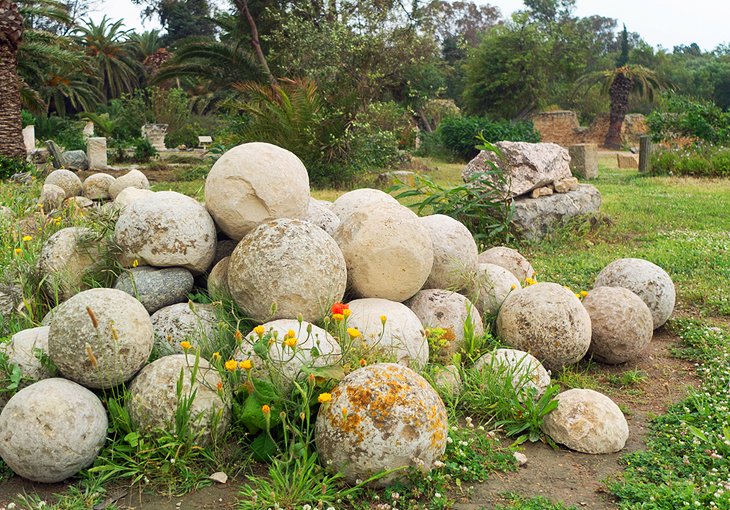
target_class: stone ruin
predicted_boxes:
[532,110,648,148]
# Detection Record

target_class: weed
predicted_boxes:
[607,370,648,388]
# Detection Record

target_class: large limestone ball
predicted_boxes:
[39,183,65,211]
[594,258,675,329]
[207,256,230,298]
[48,288,154,389]
[108,169,150,199]
[479,247,536,283]
[474,348,551,400]
[496,282,591,371]
[542,388,629,454]
[315,363,448,486]
[228,219,346,322]
[115,191,217,274]
[331,188,399,221]
[0,378,107,482]
[114,266,194,314]
[582,287,654,364]
[420,214,478,291]
[406,289,483,360]
[305,198,340,235]
[128,354,230,444]
[5,326,53,381]
[151,303,218,355]
[45,169,82,198]
[82,173,116,200]
[334,201,433,302]
[469,263,521,316]
[204,142,310,240]
[347,298,429,369]
[38,227,104,301]
[113,187,155,212]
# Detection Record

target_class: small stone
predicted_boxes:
[108,169,150,200]
[433,364,462,397]
[209,472,228,484]
[5,326,53,382]
[113,187,155,212]
[114,266,194,314]
[82,173,116,200]
[513,451,528,466]
[553,177,579,193]
[568,144,598,179]
[64,196,94,208]
[530,186,553,198]
[420,214,479,291]
[61,150,89,171]
[0,284,22,317]
[478,247,535,283]
[45,169,82,198]
[474,348,551,400]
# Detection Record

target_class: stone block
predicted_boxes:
[617,153,639,169]
[568,144,598,179]
[87,137,108,170]
[554,177,579,193]
[22,126,35,154]
[530,186,553,198]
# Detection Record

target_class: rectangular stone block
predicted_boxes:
[617,153,639,169]
[22,125,35,154]
[87,137,108,170]
[553,177,579,193]
[568,143,598,179]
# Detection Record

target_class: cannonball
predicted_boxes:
[305,198,340,235]
[39,183,65,211]
[45,169,82,198]
[420,214,478,291]
[108,169,150,199]
[594,258,675,329]
[479,247,535,283]
[113,187,155,212]
[228,219,346,322]
[48,288,153,389]
[207,256,230,297]
[469,263,521,316]
[315,363,448,487]
[82,173,116,200]
[38,227,104,301]
[474,348,550,399]
[496,282,591,371]
[433,364,462,397]
[204,142,310,240]
[151,303,218,355]
[331,188,399,221]
[0,378,107,482]
[5,326,53,381]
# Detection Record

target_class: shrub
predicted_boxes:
[33,115,87,151]
[651,144,730,177]
[133,138,157,163]
[438,116,540,160]
[0,156,35,180]
[353,101,418,150]
[647,93,730,144]
[165,122,201,149]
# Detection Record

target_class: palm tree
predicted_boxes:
[0,0,26,159]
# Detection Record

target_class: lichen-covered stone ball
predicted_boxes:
[45,169,82,198]
[207,256,230,297]
[479,246,536,283]
[420,214,479,291]
[468,262,521,316]
[38,227,104,301]
[305,198,340,235]
[82,173,116,200]
[39,183,65,211]
[5,326,53,381]
[151,302,218,355]
[474,348,550,399]
[331,188,399,221]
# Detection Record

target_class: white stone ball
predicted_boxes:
[433,364,462,397]
[305,198,340,235]
[227,219,346,323]
[346,298,429,369]
[334,201,433,302]
[331,188,399,221]
[151,303,218,355]
[82,173,116,200]
[0,378,107,482]
[48,288,154,389]
[38,227,104,301]
[474,348,551,399]
[594,258,675,329]
[542,388,629,454]
[108,169,150,199]
[5,326,53,381]
[496,282,592,371]
[582,287,654,364]
[420,214,478,291]
[128,354,230,444]
[113,187,155,212]
[115,191,217,274]
[204,142,310,240]
[40,183,65,211]
[207,256,230,297]
[479,246,536,283]
[315,363,448,487]
[45,169,82,198]
[469,263,521,316]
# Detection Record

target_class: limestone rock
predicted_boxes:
[617,153,639,169]
[331,188,399,221]
[5,326,53,381]
[0,284,21,317]
[478,246,535,283]
[114,266,194,314]
[151,302,218,355]
[113,187,155,212]
[568,144,598,179]
[82,173,116,200]
[0,206,14,222]
[305,198,341,235]
[420,214,479,291]
[474,348,551,399]
[468,262,521,316]
[45,169,82,198]
[65,196,94,209]
[433,364,462,397]
[108,169,150,200]
[207,257,230,297]
[38,227,104,301]
[553,177,579,193]
[61,150,89,171]
[40,183,66,211]
[530,186,553,198]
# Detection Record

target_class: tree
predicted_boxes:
[0,0,27,159]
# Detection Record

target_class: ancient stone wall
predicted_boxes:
[532,111,648,148]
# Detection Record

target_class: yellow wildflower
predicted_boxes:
[212,352,221,361]
[240,359,253,370]
[286,329,296,339]
[234,329,243,342]
[284,337,298,349]
[132,259,139,268]
[224,359,238,372]
[254,325,265,337]
[510,284,517,290]
[580,291,589,297]
[318,392,332,404]
[359,358,367,367]
[343,308,352,317]
[332,313,344,322]
[380,315,387,324]
[261,404,270,415]
[347,327,361,339]
[180,341,192,351]
[14,248,22,256]
[22,235,32,242]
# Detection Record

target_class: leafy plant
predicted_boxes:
[438,115,540,160]
[133,138,157,163]
[647,93,730,144]
[0,156,35,180]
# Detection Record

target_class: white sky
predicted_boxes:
[90,0,730,52]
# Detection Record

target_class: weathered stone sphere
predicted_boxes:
[48,288,153,389]
[542,389,629,454]
[0,378,107,482]
[331,188,399,221]
[45,169,82,198]
[5,326,53,381]
[594,258,675,329]
[582,287,653,364]
[115,191,217,274]
[469,262,521,316]
[151,303,218,355]
[315,363,448,487]
[114,266,194,314]
[204,142,310,240]
[128,354,230,444]
[65,196,93,209]
[347,298,429,369]
[207,256,230,297]
[496,282,591,371]
[40,183,65,211]
[420,214,478,291]
[113,187,155,212]
[406,289,483,359]
[228,219,346,322]
[432,364,462,397]
[82,173,116,200]
[334,201,433,302]
[479,246,535,283]
[305,198,340,235]
[108,169,150,199]
[38,227,104,300]
[474,348,550,399]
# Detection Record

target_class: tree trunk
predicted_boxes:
[235,0,278,89]
[605,71,632,150]
[0,0,26,160]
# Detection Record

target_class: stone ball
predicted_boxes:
[38,227,104,301]
[479,246,535,283]
[207,257,230,298]
[48,288,154,389]
[228,219,346,323]
[82,173,116,200]
[212,239,237,266]
[115,191,217,274]
[45,169,82,198]
[5,326,53,381]
[468,263,521,316]
[594,258,675,329]
[474,348,551,400]
[128,354,230,444]
[204,142,310,240]
[113,187,155,212]
[151,303,218,355]
[582,287,654,364]
[0,378,107,483]
[496,282,591,371]
[333,201,433,302]
[420,214,478,291]
[331,188,399,221]
[40,183,65,211]
[542,388,629,454]
[109,169,150,199]
[114,266,194,314]
[65,196,94,209]
[305,198,340,235]
[406,289,483,360]
[315,363,448,487]
[346,298,429,369]
[432,364,462,397]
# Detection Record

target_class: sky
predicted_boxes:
[91,0,730,52]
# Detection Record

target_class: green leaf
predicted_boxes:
[250,433,278,462]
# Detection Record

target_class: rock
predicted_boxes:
[433,364,462,397]
[331,188,399,221]
[496,282,592,371]
[513,452,528,466]
[113,187,155,211]
[45,140,63,168]
[128,354,229,444]
[82,173,116,200]
[207,257,230,297]
[406,290,483,360]
[108,169,150,200]
[468,263,521,316]
[48,288,154,389]
[228,219,346,322]
[114,266,194,314]
[511,184,602,241]
[212,239,237,266]
[61,150,89,171]
[542,388,629,454]
[0,284,21,317]
[10,172,32,184]
[38,227,104,301]
[39,183,66,211]
[209,472,228,484]
[45,169,82,198]
[65,196,94,209]
[115,191,217,274]
[474,348,551,399]
[0,206,15,222]
[334,201,433,302]
[377,170,416,188]
[5,326,53,381]
[530,186,553,198]
[594,258,675,329]
[463,142,572,198]
[346,298,429,369]
[151,302,218,355]
[86,137,107,170]
[0,378,107,483]
[305,198,340,235]
[478,246,535,283]
[568,144,598,179]
[204,142,310,240]
[553,177,579,193]
[315,363,448,487]
[617,153,639,169]
[581,287,653,364]
[420,214,479,291]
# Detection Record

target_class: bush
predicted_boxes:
[33,115,87,151]
[165,122,201,149]
[0,156,35,180]
[651,144,730,177]
[438,116,540,160]
[647,93,730,144]
[353,101,418,150]
[133,138,157,163]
